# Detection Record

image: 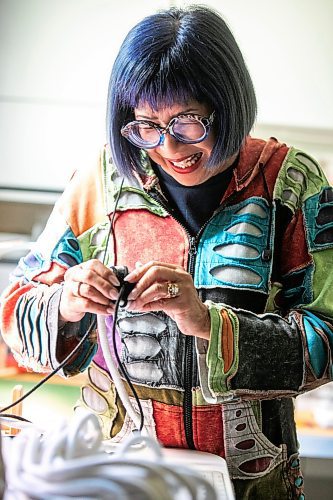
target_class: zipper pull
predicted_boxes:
[189,236,197,255]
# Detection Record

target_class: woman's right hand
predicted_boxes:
[59,259,120,323]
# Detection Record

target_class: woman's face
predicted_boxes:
[134,101,232,186]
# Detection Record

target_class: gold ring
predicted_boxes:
[167,282,179,298]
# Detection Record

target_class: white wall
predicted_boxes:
[0,0,172,190]
[194,0,333,129]
[0,0,332,191]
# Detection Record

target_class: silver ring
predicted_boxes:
[73,281,82,298]
[167,282,180,298]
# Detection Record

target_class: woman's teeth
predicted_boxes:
[170,152,202,169]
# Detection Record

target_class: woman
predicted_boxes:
[1,5,333,499]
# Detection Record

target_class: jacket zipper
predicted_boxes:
[147,188,239,448]
[148,188,198,448]
[183,235,197,449]
[147,188,254,449]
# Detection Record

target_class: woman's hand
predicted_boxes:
[125,261,211,340]
[59,259,120,323]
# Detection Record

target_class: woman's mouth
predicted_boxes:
[167,152,203,171]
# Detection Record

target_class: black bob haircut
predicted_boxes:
[107,5,257,179]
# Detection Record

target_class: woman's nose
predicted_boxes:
[159,131,180,152]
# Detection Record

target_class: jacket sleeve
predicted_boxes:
[0,151,108,377]
[196,148,333,402]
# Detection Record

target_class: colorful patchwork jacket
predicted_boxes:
[2,137,333,499]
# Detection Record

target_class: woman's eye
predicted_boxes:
[138,123,153,130]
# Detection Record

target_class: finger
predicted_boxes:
[139,281,181,303]
[127,298,175,314]
[67,295,116,316]
[126,281,184,314]
[69,281,116,306]
[126,292,185,314]
[131,281,171,305]
[65,261,120,300]
[76,298,115,316]
[65,275,118,303]
[71,280,83,298]
[60,284,116,323]
[85,259,121,284]
[128,264,186,300]
[65,260,120,287]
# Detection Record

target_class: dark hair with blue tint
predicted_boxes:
[107,5,257,178]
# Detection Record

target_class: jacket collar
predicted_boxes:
[222,136,286,201]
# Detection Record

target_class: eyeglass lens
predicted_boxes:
[128,116,207,147]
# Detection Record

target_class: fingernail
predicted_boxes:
[128,288,138,300]
[124,272,136,282]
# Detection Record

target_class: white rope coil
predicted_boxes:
[4,412,217,499]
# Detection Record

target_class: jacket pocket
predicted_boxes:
[223,401,287,480]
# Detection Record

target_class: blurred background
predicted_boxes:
[1,0,333,193]
[0,1,333,497]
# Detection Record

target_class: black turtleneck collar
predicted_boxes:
[154,164,235,235]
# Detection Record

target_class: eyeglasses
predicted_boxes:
[120,111,215,149]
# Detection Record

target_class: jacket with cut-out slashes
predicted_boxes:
[2,137,333,499]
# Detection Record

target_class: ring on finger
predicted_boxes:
[167,282,180,299]
[73,281,83,298]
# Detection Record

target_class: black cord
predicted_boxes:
[0,319,96,414]
[1,176,145,433]
[105,177,144,432]
[102,178,124,266]
[0,182,126,414]
[0,413,32,424]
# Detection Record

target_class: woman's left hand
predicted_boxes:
[124,261,210,340]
